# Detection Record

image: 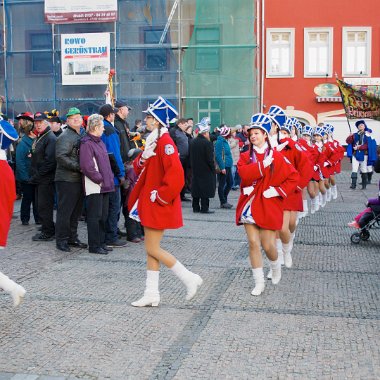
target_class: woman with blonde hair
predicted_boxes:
[128,97,202,307]
[236,113,299,296]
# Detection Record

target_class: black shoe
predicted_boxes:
[89,247,109,255]
[117,228,127,237]
[181,196,191,202]
[56,241,71,252]
[35,221,42,225]
[200,210,215,214]
[102,245,113,251]
[68,239,88,249]
[193,209,200,213]
[32,232,55,241]
[220,203,233,209]
[21,221,29,226]
[106,239,127,248]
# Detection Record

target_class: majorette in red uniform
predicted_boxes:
[299,125,323,214]
[313,126,330,208]
[128,130,184,230]
[266,105,299,270]
[128,96,202,308]
[236,113,299,296]
[325,123,345,200]
[0,118,26,306]
[277,136,313,212]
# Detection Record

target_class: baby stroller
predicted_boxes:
[350,198,380,244]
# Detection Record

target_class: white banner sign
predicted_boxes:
[45,0,117,24]
[61,33,110,86]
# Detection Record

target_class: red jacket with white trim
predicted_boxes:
[128,132,184,230]
[235,149,299,230]
[0,160,16,248]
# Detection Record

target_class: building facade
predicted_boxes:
[261,0,380,143]
[0,0,258,128]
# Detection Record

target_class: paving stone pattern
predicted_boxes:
[0,169,379,379]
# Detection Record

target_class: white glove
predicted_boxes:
[276,141,288,151]
[313,165,318,171]
[142,142,157,160]
[263,150,273,168]
[323,162,329,167]
[150,190,158,202]
[263,186,280,198]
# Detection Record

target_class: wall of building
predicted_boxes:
[263,0,380,121]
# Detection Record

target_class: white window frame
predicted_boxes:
[304,27,333,78]
[342,26,371,77]
[266,28,295,78]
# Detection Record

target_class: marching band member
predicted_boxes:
[299,125,320,214]
[0,118,26,306]
[313,127,329,207]
[266,105,287,258]
[325,123,345,200]
[274,117,313,268]
[236,113,298,296]
[128,97,202,307]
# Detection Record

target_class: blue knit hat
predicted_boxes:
[249,113,272,135]
[143,96,178,127]
[324,123,334,134]
[280,117,294,134]
[267,105,287,128]
[302,125,314,137]
[314,126,325,137]
[0,117,19,150]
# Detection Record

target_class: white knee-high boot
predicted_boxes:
[310,197,316,214]
[283,242,293,268]
[0,272,26,307]
[331,184,338,199]
[277,238,284,265]
[171,261,203,301]
[268,238,283,279]
[251,268,265,296]
[131,270,160,307]
[326,187,332,202]
[315,194,320,211]
[269,259,281,285]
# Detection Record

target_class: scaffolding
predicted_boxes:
[0,0,258,127]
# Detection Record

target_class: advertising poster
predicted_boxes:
[61,33,110,86]
[45,0,117,24]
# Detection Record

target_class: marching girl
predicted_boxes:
[298,125,321,214]
[128,97,202,307]
[0,118,26,306]
[325,123,345,199]
[273,117,313,268]
[291,118,310,218]
[313,126,329,208]
[236,113,298,295]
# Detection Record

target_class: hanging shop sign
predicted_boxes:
[61,33,110,86]
[45,0,117,24]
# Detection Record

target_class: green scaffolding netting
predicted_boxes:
[182,0,257,129]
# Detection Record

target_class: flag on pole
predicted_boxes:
[105,69,116,106]
[336,78,380,121]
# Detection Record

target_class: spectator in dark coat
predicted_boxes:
[30,112,57,241]
[169,118,190,201]
[80,114,115,255]
[15,112,39,225]
[99,104,126,248]
[190,121,216,213]
[54,107,87,252]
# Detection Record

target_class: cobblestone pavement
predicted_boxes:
[0,168,379,379]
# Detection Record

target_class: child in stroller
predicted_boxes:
[348,149,380,243]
